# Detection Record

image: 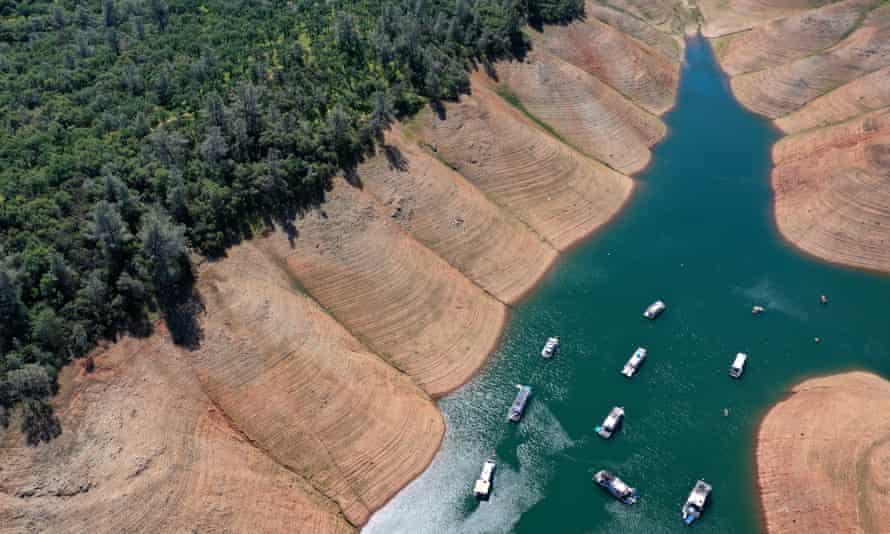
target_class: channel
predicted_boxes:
[365,34,890,534]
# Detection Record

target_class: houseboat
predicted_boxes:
[643,300,666,319]
[507,385,532,422]
[729,352,747,379]
[681,479,712,525]
[541,337,559,359]
[595,406,625,439]
[473,459,496,499]
[621,347,648,377]
[594,470,638,505]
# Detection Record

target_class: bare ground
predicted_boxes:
[757,372,890,534]
[705,2,890,274]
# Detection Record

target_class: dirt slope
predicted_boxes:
[588,0,692,40]
[0,334,354,534]
[531,12,680,115]
[412,77,634,250]
[707,2,890,273]
[776,65,890,133]
[354,127,557,304]
[276,182,506,397]
[192,239,444,525]
[699,0,830,38]
[772,108,890,271]
[727,6,890,119]
[717,0,876,76]
[757,372,890,534]
[492,48,666,174]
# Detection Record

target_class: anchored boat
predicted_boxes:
[643,300,666,320]
[595,406,625,439]
[729,352,747,379]
[473,459,496,499]
[541,337,559,359]
[621,347,648,377]
[507,385,532,422]
[681,479,712,525]
[594,470,638,505]
[752,305,765,315]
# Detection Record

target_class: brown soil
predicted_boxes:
[772,108,890,271]
[776,65,890,133]
[728,6,890,119]
[585,1,686,62]
[192,239,445,525]
[354,126,557,304]
[718,0,875,76]
[530,12,680,114]
[412,76,633,250]
[757,372,890,534]
[699,0,831,38]
[706,2,890,274]
[492,48,667,174]
[0,333,354,534]
[273,182,507,398]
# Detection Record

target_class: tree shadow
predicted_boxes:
[383,144,409,171]
[159,267,204,350]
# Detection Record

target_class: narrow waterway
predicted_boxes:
[365,35,890,534]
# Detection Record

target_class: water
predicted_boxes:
[365,35,890,534]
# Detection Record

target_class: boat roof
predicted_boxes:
[611,478,630,494]
[733,353,748,365]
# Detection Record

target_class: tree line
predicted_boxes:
[0,0,583,442]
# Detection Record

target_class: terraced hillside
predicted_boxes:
[757,373,890,534]
[706,1,890,274]
[0,5,688,532]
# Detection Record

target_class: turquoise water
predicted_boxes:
[365,35,890,534]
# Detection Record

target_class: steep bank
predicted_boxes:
[706,1,890,274]
[0,6,686,531]
[756,372,890,534]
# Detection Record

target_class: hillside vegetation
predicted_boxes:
[0,0,582,439]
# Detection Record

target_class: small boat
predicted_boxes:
[541,336,559,359]
[643,300,666,320]
[729,352,747,379]
[621,347,648,377]
[595,406,625,439]
[507,385,532,422]
[820,295,828,305]
[594,470,638,505]
[682,479,712,525]
[752,305,765,315]
[473,459,496,499]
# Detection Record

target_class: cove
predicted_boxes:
[364,34,890,534]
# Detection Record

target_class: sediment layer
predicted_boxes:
[757,372,890,534]
[707,2,890,274]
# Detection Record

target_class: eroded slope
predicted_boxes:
[0,335,354,534]
[757,372,890,534]
[707,1,890,273]
[412,77,634,250]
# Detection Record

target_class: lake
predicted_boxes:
[364,34,890,534]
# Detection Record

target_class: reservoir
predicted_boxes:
[365,34,890,533]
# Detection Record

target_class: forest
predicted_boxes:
[0,0,583,442]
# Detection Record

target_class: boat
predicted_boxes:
[821,295,828,305]
[621,347,648,377]
[752,305,765,315]
[595,406,625,439]
[541,336,559,359]
[681,479,712,525]
[729,352,747,379]
[593,470,638,505]
[507,385,532,422]
[643,300,666,319]
[473,459,496,499]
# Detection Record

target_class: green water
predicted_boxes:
[364,35,890,534]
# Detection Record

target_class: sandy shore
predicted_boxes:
[756,372,890,534]
[0,9,686,532]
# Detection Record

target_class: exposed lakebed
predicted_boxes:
[365,35,890,534]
